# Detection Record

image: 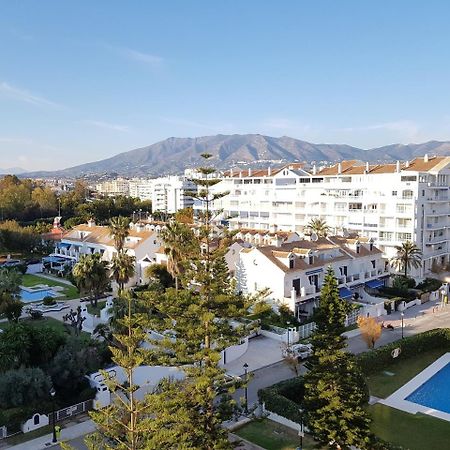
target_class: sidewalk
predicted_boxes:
[6,421,95,450]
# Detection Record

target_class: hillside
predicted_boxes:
[22,135,450,178]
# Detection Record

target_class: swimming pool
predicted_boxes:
[406,362,450,414]
[20,288,56,303]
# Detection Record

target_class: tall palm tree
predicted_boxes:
[110,252,136,290]
[391,241,422,277]
[109,216,130,253]
[307,218,329,237]
[160,221,196,291]
[0,268,22,297]
[73,253,109,307]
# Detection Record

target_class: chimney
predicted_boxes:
[424,154,429,163]
[230,168,234,177]
[248,168,252,177]
[337,162,342,174]
[267,166,272,176]
[312,164,317,175]
[365,162,370,172]
[405,160,410,168]
[396,161,401,173]
[239,171,242,178]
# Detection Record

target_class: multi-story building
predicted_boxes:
[151,176,196,214]
[95,178,130,197]
[206,156,450,276]
[236,235,388,319]
[129,178,153,201]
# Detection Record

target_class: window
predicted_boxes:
[402,190,413,199]
[371,260,376,269]
[392,191,397,196]
[349,203,362,210]
[289,258,294,269]
[401,176,417,182]
[397,232,412,242]
[293,278,300,294]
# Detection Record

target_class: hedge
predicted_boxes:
[357,328,450,375]
[258,377,304,423]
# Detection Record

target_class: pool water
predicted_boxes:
[406,362,450,414]
[20,288,56,303]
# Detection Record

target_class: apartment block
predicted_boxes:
[205,156,450,276]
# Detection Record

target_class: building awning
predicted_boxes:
[365,279,384,289]
[57,242,71,249]
[339,287,353,299]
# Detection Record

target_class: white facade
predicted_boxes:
[129,178,153,201]
[95,178,130,197]
[55,221,162,286]
[205,156,450,276]
[236,236,388,318]
[151,175,196,214]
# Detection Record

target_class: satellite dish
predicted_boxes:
[311,232,318,242]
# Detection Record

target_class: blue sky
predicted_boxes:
[1,1,450,170]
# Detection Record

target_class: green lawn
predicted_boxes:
[235,419,321,450]
[370,404,450,450]
[86,300,107,316]
[365,348,446,398]
[22,274,79,300]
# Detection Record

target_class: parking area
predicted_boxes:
[224,335,285,376]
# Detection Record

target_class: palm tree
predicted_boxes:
[0,268,22,297]
[109,216,130,253]
[160,221,196,291]
[391,241,422,278]
[110,252,136,290]
[307,218,329,237]
[72,253,109,307]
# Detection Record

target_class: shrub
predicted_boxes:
[416,277,442,293]
[379,286,416,300]
[258,377,304,423]
[42,295,56,306]
[357,329,450,375]
[392,276,415,290]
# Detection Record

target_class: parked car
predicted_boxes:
[282,343,313,360]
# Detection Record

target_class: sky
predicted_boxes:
[2,1,450,171]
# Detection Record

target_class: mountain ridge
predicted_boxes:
[20,134,450,178]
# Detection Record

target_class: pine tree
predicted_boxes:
[304,266,371,449]
[139,154,257,449]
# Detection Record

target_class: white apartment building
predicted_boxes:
[236,236,388,319]
[53,220,162,287]
[207,156,450,277]
[151,175,196,214]
[95,178,130,197]
[129,178,153,201]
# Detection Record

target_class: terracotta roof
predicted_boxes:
[317,156,450,176]
[63,224,155,250]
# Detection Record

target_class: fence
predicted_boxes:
[56,399,93,422]
[297,322,316,339]
[0,426,7,439]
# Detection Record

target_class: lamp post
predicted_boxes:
[441,288,446,308]
[49,387,57,443]
[401,312,404,339]
[297,416,304,450]
[243,363,249,414]
[286,321,291,347]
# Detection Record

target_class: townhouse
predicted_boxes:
[236,235,388,319]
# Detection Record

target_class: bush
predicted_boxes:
[392,276,415,290]
[416,277,442,293]
[378,286,416,301]
[357,329,450,375]
[258,377,304,423]
[42,295,56,306]
[0,405,36,430]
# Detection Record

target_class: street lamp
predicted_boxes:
[287,321,291,347]
[49,387,57,443]
[440,288,446,308]
[401,312,404,339]
[297,416,304,450]
[243,363,249,414]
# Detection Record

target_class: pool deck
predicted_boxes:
[380,352,450,422]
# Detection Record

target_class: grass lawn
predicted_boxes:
[370,404,450,450]
[365,348,446,398]
[0,316,91,340]
[86,300,107,316]
[235,419,321,450]
[22,274,79,300]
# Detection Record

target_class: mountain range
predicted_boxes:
[0,167,27,175]
[22,134,450,178]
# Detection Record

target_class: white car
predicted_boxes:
[283,343,313,360]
